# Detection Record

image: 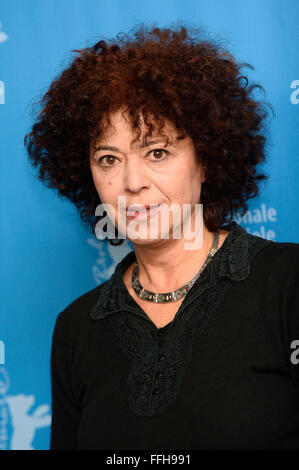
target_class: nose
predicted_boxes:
[123,158,150,193]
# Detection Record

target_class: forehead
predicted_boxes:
[98,109,182,147]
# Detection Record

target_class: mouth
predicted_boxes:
[126,204,160,220]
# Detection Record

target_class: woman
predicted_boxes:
[24,23,299,450]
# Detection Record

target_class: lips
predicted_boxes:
[126,204,159,215]
[126,204,160,219]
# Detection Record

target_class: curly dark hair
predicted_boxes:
[24,21,274,245]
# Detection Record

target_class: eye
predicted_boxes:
[97,155,118,167]
[148,148,169,161]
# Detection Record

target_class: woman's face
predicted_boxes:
[89,109,206,245]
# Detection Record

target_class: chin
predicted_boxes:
[126,227,177,246]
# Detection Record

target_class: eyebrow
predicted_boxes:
[93,139,171,153]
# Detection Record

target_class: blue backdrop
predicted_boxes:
[0,0,298,450]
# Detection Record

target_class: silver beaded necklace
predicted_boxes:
[131,231,219,303]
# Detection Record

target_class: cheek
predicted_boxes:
[92,176,112,201]
[97,182,121,208]
[181,172,202,201]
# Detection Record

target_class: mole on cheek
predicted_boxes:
[108,181,112,185]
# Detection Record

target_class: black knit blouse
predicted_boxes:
[50,221,299,449]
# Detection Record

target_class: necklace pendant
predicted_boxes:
[130,231,219,303]
[172,291,178,302]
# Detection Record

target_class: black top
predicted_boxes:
[50,221,299,450]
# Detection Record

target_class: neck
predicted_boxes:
[131,223,215,292]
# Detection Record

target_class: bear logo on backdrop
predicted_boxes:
[0,367,51,450]
[88,237,133,285]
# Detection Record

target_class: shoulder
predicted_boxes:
[249,235,299,268]
[247,234,299,290]
[52,280,110,344]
